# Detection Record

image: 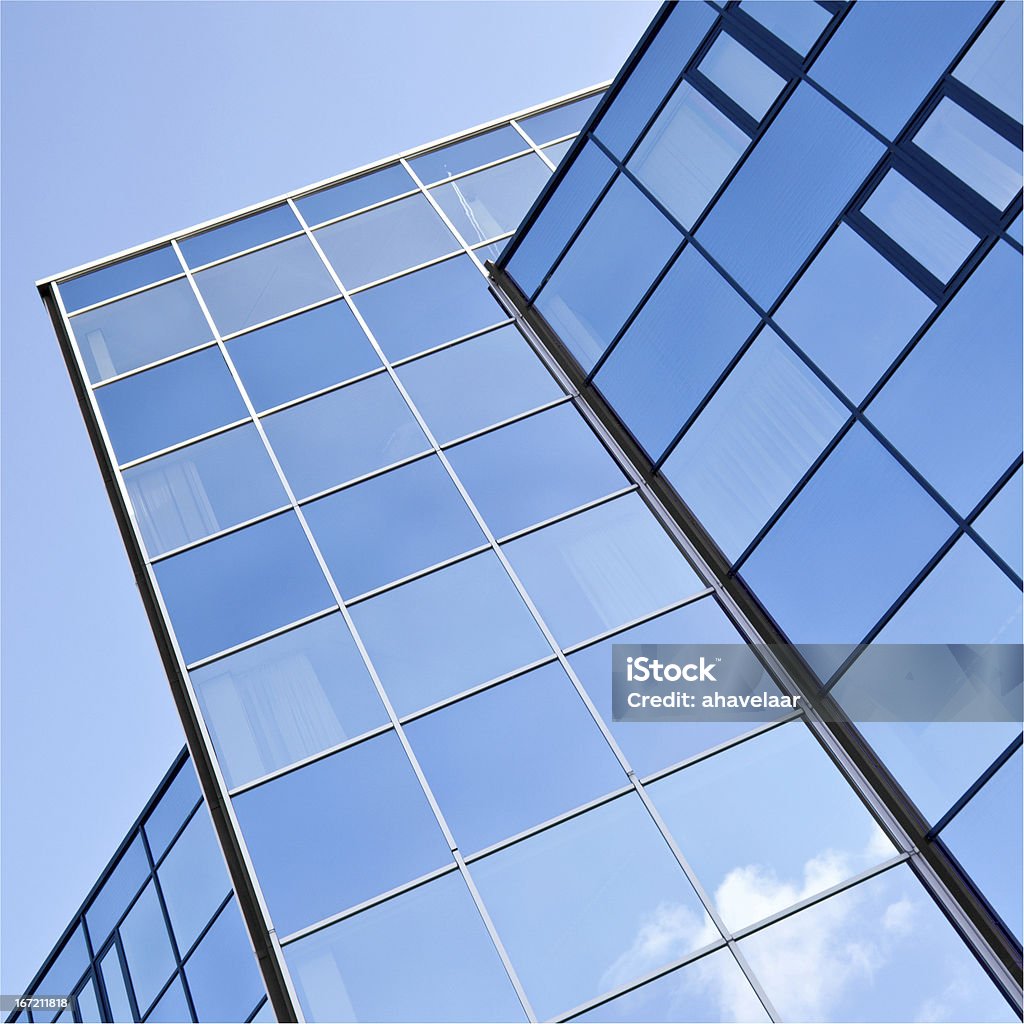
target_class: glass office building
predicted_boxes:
[20,2,1023,1022]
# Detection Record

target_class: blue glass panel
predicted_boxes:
[697,84,884,308]
[184,902,264,1024]
[145,975,190,1023]
[97,347,247,465]
[315,194,458,289]
[226,300,381,411]
[119,881,176,1016]
[519,94,602,145]
[154,512,333,664]
[867,242,1022,513]
[60,246,182,313]
[350,552,549,716]
[296,164,416,227]
[395,323,562,444]
[741,425,954,646]
[861,170,980,282]
[504,493,704,647]
[406,662,624,852]
[543,139,574,166]
[180,205,300,269]
[99,946,133,1023]
[535,175,682,371]
[304,456,483,597]
[191,613,386,789]
[811,1,990,138]
[353,255,505,361]
[33,925,88,1010]
[594,1,718,159]
[250,998,275,1023]
[594,245,759,460]
[261,373,428,498]
[698,33,785,121]
[942,746,1023,942]
[124,424,287,557]
[1009,211,1023,244]
[954,1,1023,123]
[739,1,830,56]
[233,732,452,935]
[974,468,1023,577]
[775,224,934,402]
[286,872,526,1024]
[446,404,626,537]
[70,278,213,383]
[663,328,847,561]
[144,759,202,862]
[409,125,527,183]
[472,793,707,1020]
[194,237,338,336]
[74,977,102,1024]
[628,81,749,231]
[86,835,150,946]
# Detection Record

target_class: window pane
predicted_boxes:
[353,255,505,361]
[628,81,749,231]
[954,0,1024,123]
[543,139,574,166]
[446,404,626,537]
[60,246,182,313]
[100,946,133,1023]
[304,456,483,598]
[698,33,785,121]
[33,925,88,1013]
[409,125,527,183]
[866,242,1022,513]
[124,424,287,557]
[154,512,333,664]
[1010,211,1023,243]
[504,493,704,647]
[471,793,708,1020]
[519,94,602,145]
[594,244,759,461]
[395,323,562,444]
[739,1,830,56]
[192,613,387,789]
[233,732,451,935]
[262,373,428,498]
[285,872,526,1024]
[430,153,551,245]
[75,977,102,1024]
[406,662,624,853]
[974,467,1023,577]
[315,194,458,289]
[119,881,176,1016]
[227,300,381,411]
[349,552,549,716]
[86,835,150,946]
[296,164,416,227]
[195,237,338,336]
[739,865,1016,1022]
[180,205,300,269]
[861,170,980,282]
[145,975,190,1023]
[144,759,202,862]
[70,278,212,384]
[662,328,847,561]
[536,175,682,371]
[697,84,884,308]
[811,1,990,138]
[775,224,934,402]
[96,347,248,465]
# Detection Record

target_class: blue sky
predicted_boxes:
[0,0,657,994]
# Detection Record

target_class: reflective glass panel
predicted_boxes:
[353,255,504,361]
[124,424,287,557]
[543,139,574,166]
[194,236,338,336]
[97,347,247,465]
[233,732,452,935]
[430,153,551,245]
[698,84,883,308]
[739,0,830,56]
[594,245,759,461]
[519,94,602,145]
[60,246,182,313]
[192,613,386,789]
[119,881,176,1015]
[349,551,549,716]
[145,975,190,1023]
[86,835,150,946]
[33,925,88,1012]
[775,224,934,402]
[395,323,562,444]
[1010,211,1023,243]
[662,328,847,561]
[953,0,1024,124]
[536,175,682,371]
[504,493,704,647]
[406,662,625,852]
[628,81,749,231]
[261,373,428,498]
[409,125,527,183]
[154,512,333,664]
[861,170,980,282]
[226,300,380,411]
[304,456,483,597]
[99,946,133,1023]
[810,1,990,138]
[472,793,708,1020]
[867,242,1022,513]
[698,32,786,121]
[144,759,202,862]
[315,194,458,288]
[296,164,416,227]
[75,977,102,1024]
[285,871,526,1024]
[446,404,626,537]
[974,467,1023,577]
[180,205,300,268]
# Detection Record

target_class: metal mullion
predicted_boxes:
[117,417,254,472]
[253,364,389,418]
[294,186,422,232]
[508,118,558,172]
[62,271,189,318]
[940,74,1024,145]
[493,486,639,546]
[90,339,221,392]
[184,229,308,275]
[218,292,345,344]
[148,505,294,565]
[150,800,204,874]
[346,247,467,295]
[177,891,235,965]
[437,395,573,451]
[684,67,760,136]
[110,934,141,1024]
[294,449,435,507]
[388,317,516,368]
